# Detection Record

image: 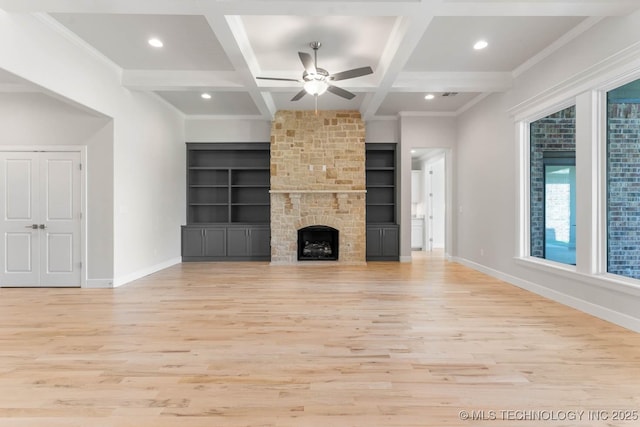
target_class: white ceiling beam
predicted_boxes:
[436,1,640,17]
[204,12,276,119]
[393,72,512,93]
[0,0,202,14]
[0,0,424,16]
[2,0,636,17]
[122,70,244,91]
[257,79,377,91]
[360,4,438,120]
[212,1,421,16]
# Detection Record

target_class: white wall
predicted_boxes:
[456,93,514,270]
[455,12,640,331]
[186,116,398,144]
[0,12,186,286]
[365,119,399,143]
[0,91,115,283]
[85,122,114,282]
[399,116,456,261]
[113,93,185,284]
[0,93,108,145]
[186,118,270,142]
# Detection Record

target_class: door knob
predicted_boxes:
[25,224,38,229]
[39,224,47,229]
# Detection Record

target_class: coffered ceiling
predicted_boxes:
[1,0,639,120]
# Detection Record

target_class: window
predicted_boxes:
[543,153,576,264]
[607,78,640,279]
[530,106,576,265]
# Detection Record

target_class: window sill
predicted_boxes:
[514,256,640,297]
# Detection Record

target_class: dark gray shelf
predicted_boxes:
[186,143,270,225]
[366,143,398,261]
[183,143,271,261]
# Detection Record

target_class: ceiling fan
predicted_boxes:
[256,41,373,102]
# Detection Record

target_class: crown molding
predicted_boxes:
[509,40,640,120]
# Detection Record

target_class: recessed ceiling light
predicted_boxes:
[474,40,488,50]
[424,94,435,100]
[201,93,212,100]
[411,150,416,154]
[148,38,163,48]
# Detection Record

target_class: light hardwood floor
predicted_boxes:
[1,252,639,427]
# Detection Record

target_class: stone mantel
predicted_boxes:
[270,190,365,213]
[269,190,366,194]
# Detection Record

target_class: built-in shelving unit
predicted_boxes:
[366,143,399,261]
[182,143,271,261]
[187,144,270,225]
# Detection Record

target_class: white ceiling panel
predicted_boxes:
[376,92,480,115]
[271,91,366,112]
[155,91,260,115]
[404,16,586,72]
[241,15,396,75]
[51,14,235,71]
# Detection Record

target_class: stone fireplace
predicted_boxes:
[270,110,366,264]
[298,225,339,261]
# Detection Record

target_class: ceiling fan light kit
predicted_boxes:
[304,79,329,96]
[257,41,373,104]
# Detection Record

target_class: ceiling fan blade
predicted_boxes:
[327,85,355,100]
[330,66,373,81]
[298,52,317,74]
[256,77,300,82]
[291,89,307,101]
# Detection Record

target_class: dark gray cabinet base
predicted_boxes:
[182,225,270,261]
[366,225,399,261]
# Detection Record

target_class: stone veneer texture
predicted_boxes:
[270,110,366,264]
[607,102,640,279]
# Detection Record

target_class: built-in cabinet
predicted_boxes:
[366,226,399,259]
[411,218,424,250]
[227,226,270,258]
[182,142,398,262]
[182,143,271,261]
[366,143,399,261]
[181,225,270,261]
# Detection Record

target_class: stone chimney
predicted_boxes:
[269,110,366,264]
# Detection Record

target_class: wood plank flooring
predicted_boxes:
[1,252,639,426]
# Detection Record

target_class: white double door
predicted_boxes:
[0,151,81,287]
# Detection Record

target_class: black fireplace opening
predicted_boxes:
[297,226,339,261]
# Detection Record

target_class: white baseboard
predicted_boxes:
[400,256,412,263]
[453,256,640,333]
[113,257,181,288]
[84,279,114,288]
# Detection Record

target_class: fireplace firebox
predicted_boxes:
[297,226,339,261]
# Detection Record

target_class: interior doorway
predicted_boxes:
[0,151,82,287]
[410,149,448,257]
